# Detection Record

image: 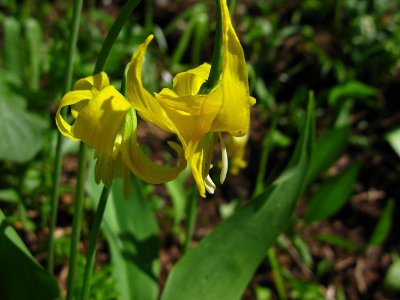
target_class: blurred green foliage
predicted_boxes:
[0,0,400,299]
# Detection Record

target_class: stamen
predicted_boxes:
[205,174,216,194]
[219,133,228,184]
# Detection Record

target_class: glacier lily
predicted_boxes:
[55,72,186,192]
[127,0,255,197]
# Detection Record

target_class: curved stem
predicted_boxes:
[81,186,111,300]
[47,0,83,274]
[94,0,142,74]
[198,0,222,95]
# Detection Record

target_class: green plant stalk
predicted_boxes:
[253,117,278,197]
[93,0,142,74]
[144,0,153,32]
[75,0,142,297]
[170,16,197,68]
[66,143,88,300]
[267,247,288,300]
[47,0,83,274]
[183,186,199,253]
[81,186,111,300]
[198,0,222,95]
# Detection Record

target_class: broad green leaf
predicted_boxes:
[306,126,350,185]
[161,100,314,300]
[3,16,22,81]
[88,175,160,300]
[328,80,376,106]
[369,199,395,246]
[0,75,48,162]
[24,18,42,90]
[385,128,400,158]
[0,209,60,299]
[306,163,361,224]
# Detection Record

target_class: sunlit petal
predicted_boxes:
[126,35,174,134]
[73,72,110,91]
[211,0,255,136]
[56,90,93,140]
[119,110,187,184]
[71,85,131,155]
[172,63,211,96]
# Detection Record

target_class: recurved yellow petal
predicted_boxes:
[126,35,174,134]
[172,63,211,96]
[72,86,131,155]
[73,72,110,91]
[56,90,93,140]
[211,0,255,136]
[127,35,222,160]
[119,110,187,184]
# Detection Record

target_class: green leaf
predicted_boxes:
[384,258,400,293]
[315,234,360,252]
[3,16,23,81]
[306,126,350,185]
[160,100,314,300]
[385,128,400,158]
[306,163,361,224]
[0,209,60,300]
[0,75,48,162]
[88,175,160,300]
[328,80,376,106]
[369,199,395,246]
[24,18,42,90]
[0,189,20,203]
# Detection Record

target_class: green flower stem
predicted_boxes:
[267,247,288,300]
[183,186,199,253]
[81,186,111,300]
[253,116,278,197]
[75,0,142,298]
[170,16,197,68]
[198,0,222,95]
[94,0,142,74]
[66,143,88,300]
[47,0,83,274]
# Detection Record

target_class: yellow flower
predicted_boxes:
[55,72,186,191]
[126,0,255,197]
[227,132,250,175]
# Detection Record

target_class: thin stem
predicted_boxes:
[66,143,88,300]
[144,0,153,32]
[253,116,278,197]
[183,186,199,253]
[267,247,288,300]
[198,0,222,94]
[94,0,142,74]
[47,0,83,274]
[170,16,197,68]
[81,187,111,300]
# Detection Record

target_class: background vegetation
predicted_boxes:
[1,0,400,299]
